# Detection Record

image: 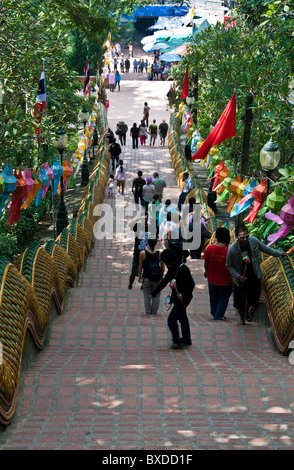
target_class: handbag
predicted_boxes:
[164,264,183,310]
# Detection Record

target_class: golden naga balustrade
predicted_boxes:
[0,104,110,426]
[168,111,294,356]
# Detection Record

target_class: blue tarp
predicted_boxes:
[132,5,189,18]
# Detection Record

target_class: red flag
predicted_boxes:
[192,93,236,160]
[83,57,90,96]
[181,65,189,101]
[34,63,47,143]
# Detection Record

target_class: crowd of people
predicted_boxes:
[104,40,170,86]
[102,73,288,350]
[105,107,168,156]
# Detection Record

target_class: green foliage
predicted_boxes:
[0,0,94,169]
[172,8,293,176]
[0,193,52,259]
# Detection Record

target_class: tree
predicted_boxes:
[172,11,293,175]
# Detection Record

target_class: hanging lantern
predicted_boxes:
[35,167,49,207]
[51,159,63,196]
[244,179,268,223]
[1,164,17,193]
[235,178,249,204]
[266,196,294,246]
[191,132,200,154]
[64,161,73,191]
[42,162,54,199]
[207,154,223,179]
[214,166,230,194]
[196,139,203,150]
[79,139,86,153]
[216,175,235,202]
[67,161,77,189]
[21,171,42,209]
[230,179,258,218]
[8,170,28,225]
[226,175,242,213]
[266,185,286,214]
[209,146,218,157]
[211,161,225,191]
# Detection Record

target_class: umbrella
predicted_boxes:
[151,42,170,51]
[158,53,182,62]
[168,44,187,55]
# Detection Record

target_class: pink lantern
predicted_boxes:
[265,196,294,246]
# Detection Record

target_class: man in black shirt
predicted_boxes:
[132,170,146,207]
[108,138,122,171]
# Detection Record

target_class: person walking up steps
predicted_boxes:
[130,123,139,149]
[138,238,164,315]
[115,70,121,91]
[159,119,168,146]
[132,170,146,207]
[128,213,149,290]
[152,172,167,202]
[114,159,126,196]
[109,138,121,171]
[142,177,155,212]
[108,70,115,92]
[149,119,158,146]
[226,224,287,325]
[151,249,195,349]
[143,102,150,127]
[139,120,148,146]
[203,227,232,321]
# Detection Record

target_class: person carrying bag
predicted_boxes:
[138,239,164,315]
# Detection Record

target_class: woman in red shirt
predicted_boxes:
[203,227,232,321]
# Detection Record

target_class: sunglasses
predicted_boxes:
[238,234,249,240]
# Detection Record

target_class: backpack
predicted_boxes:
[135,178,144,194]
[144,251,162,281]
[138,231,148,251]
[110,143,121,156]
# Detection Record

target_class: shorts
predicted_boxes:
[233,276,261,309]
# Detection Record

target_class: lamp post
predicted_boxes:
[54,127,69,236]
[80,107,90,186]
[260,137,280,197]
[186,93,195,108]
[80,107,90,133]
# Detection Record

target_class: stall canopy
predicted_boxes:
[158,53,182,62]
[132,5,189,18]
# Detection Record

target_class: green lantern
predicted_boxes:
[266,186,286,213]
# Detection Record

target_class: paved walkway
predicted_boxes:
[0,79,293,451]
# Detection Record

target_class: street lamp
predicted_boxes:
[54,126,69,236]
[186,93,195,107]
[260,137,280,196]
[80,107,90,133]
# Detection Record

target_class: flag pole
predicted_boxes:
[43,58,56,240]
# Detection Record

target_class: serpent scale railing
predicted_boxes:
[168,110,294,356]
[0,103,110,426]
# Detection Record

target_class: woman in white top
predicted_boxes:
[142,177,155,211]
[139,120,148,146]
[114,160,126,195]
